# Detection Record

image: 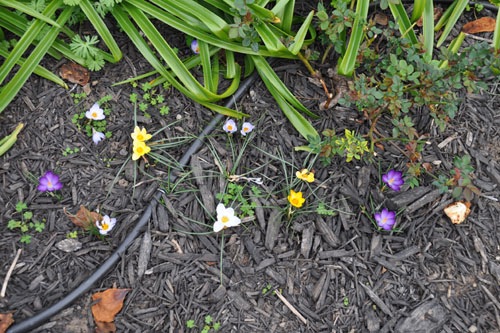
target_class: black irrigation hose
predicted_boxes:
[7,70,261,333]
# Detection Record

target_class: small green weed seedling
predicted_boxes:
[62,146,80,156]
[216,182,259,218]
[129,81,171,118]
[70,92,88,105]
[432,155,480,201]
[309,128,370,165]
[7,202,45,244]
[69,35,105,71]
[186,315,221,332]
[71,95,113,139]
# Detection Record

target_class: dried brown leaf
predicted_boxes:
[462,17,496,34]
[0,313,14,333]
[95,321,116,333]
[416,7,443,27]
[91,288,130,323]
[59,62,90,86]
[444,201,471,224]
[64,205,102,230]
[374,13,388,26]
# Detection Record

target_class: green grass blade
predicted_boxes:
[438,31,465,69]
[338,0,370,77]
[265,80,318,141]
[0,0,62,86]
[422,0,434,62]
[388,0,419,44]
[252,55,317,118]
[410,0,425,22]
[272,0,295,32]
[493,7,500,51]
[0,5,72,114]
[78,0,122,62]
[436,0,469,48]
[0,48,67,88]
[199,101,249,119]
[435,0,456,31]
[288,10,314,55]
[0,0,61,27]
[150,0,229,38]
[255,23,288,52]
[198,40,216,93]
[124,0,297,58]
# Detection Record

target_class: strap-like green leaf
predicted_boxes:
[422,0,434,62]
[288,10,314,55]
[252,55,317,118]
[124,0,296,58]
[388,0,419,45]
[0,5,73,113]
[0,0,61,28]
[0,0,62,86]
[0,48,67,88]
[151,0,229,39]
[78,0,122,62]
[436,0,468,48]
[338,0,370,77]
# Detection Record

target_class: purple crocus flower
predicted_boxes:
[37,171,63,192]
[374,208,396,231]
[382,169,404,191]
[190,39,199,54]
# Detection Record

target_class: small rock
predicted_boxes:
[56,238,82,253]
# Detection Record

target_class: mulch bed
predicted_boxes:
[1,9,500,333]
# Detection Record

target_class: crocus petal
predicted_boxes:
[92,130,105,144]
[213,221,224,232]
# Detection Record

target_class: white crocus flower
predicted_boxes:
[96,215,116,235]
[85,103,105,120]
[92,128,105,144]
[213,203,241,232]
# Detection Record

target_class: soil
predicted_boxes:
[1,4,500,333]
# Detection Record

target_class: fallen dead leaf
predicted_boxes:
[95,321,116,333]
[0,313,14,333]
[64,205,102,230]
[444,201,471,224]
[374,13,388,26]
[462,17,496,34]
[416,7,443,27]
[59,62,90,86]
[91,288,130,323]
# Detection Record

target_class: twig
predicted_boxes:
[274,289,308,325]
[1,248,22,298]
